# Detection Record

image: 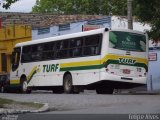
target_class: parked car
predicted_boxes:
[0,73,10,93]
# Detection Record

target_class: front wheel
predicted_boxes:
[20,80,31,94]
[0,85,5,93]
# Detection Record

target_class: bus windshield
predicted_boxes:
[109,31,146,52]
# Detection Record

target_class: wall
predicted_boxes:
[0,25,32,73]
[32,21,86,40]
[111,16,151,31]
[32,17,111,40]
[148,50,160,90]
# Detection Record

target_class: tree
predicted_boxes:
[134,0,160,41]
[3,0,160,41]
[2,0,18,9]
[32,0,127,15]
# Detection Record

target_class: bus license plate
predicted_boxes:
[123,69,130,74]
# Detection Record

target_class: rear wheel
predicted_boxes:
[63,74,73,94]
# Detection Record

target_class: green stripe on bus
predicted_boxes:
[9,84,20,87]
[60,64,103,71]
[60,59,147,72]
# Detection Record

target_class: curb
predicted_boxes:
[115,91,160,95]
[129,91,160,95]
[0,103,49,115]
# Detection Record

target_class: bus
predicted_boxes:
[10,28,148,94]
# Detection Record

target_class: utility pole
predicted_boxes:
[127,0,133,29]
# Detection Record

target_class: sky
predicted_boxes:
[0,0,36,12]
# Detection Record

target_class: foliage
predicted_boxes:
[0,97,43,109]
[32,0,127,15]
[2,0,160,41]
[2,0,18,9]
[134,0,160,41]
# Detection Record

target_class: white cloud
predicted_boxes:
[0,0,36,12]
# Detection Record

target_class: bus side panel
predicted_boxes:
[35,75,63,87]
[26,61,63,87]
[100,70,146,84]
[60,56,101,86]
[72,69,100,85]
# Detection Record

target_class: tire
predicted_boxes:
[0,85,5,93]
[20,78,31,94]
[63,74,73,94]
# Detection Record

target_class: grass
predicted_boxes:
[0,98,13,107]
[0,97,44,109]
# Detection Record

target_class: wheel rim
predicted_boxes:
[64,75,72,93]
[22,81,28,92]
[65,79,71,91]
[1,86,4,93]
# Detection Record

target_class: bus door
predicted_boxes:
[11,47,21,79]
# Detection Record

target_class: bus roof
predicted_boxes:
[15,28,105,47]
[15,28,145,47]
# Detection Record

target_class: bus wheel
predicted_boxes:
[0,85,5,93]
[63,74,73,94]
[20,79,31,94]
[96,87,114,94]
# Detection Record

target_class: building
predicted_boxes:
[32,16,111,40]
[0,12,150,39]
[32,16,151,40]
[148,41,160,91]
[0,25,31,73]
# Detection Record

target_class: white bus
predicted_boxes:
[10,28,148,94]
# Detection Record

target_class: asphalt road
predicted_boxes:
[17,114,129,120]
[1,90,160,114]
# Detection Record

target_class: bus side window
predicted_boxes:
[83,35,101,56]
[36,45,43,61]
[72,48,82,57]
[43,42,55,60]
[22,46,32,63]
[56,40,69,58]
[83,47,92,56]
[69,38,83,57]
[30,44,43,61]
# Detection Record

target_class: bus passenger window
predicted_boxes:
[21,46,32,63]
[30,44,43,61]
[73,48,82,57]
[83,47,92,56]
